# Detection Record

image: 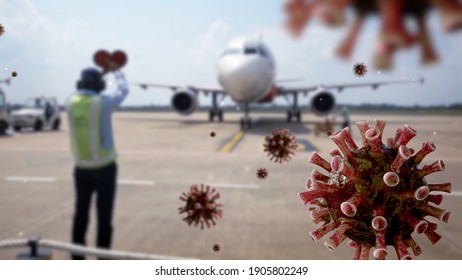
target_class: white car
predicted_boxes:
[11,97,61,131]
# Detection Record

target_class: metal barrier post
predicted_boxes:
[15,237,52,260]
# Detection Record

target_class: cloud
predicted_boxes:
[183,19,231,66]
[0,0,91,104]
[1,1,88,62]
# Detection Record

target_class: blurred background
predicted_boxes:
[1,0,461,108]
[0,0,461,260]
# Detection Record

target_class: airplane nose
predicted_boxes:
[218,60,260,102]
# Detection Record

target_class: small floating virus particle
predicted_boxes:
[210,131,216,137]
[179,184,223,229]
[353,62,367,77]
[264,128,298,163]
[11,71,17,77]
[283,0,462,69]
[0,23,4,36]
[213,244,221,252]
[256,167,269,180]
[299,119,452,260]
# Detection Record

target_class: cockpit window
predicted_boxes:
[222,46,269,58]
[258,47,269,58]
[244,48,258,55]
[222,48,241,57]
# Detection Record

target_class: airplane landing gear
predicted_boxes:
[285,92,302,123]
[208,92,224,122]
[240,117,252,130]
[209,109,223,122]
[240,102,252,130]
[287,109,301,123]
[218,110,223,122]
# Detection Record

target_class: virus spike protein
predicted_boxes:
[179,184,223,229]
[298,119,451,260]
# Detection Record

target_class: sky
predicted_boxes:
[1,0,462,107]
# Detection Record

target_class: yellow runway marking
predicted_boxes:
[219,130,245,153]
[296,143,306,151]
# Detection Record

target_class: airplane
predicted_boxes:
[134,37,423,130]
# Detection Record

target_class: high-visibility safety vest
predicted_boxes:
[67,94,116,169]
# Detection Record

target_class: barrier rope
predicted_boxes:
[0,237,195,260]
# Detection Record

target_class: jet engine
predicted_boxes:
[171,88,198,115]
[310,90,336,116]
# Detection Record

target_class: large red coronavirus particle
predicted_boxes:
[179,184,223,229]
[299,119,452,259]
[284,0,462,69]
[264,128,298,163]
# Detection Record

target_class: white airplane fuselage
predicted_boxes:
[217,38,275,103]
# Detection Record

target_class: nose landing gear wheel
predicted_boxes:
[240,118,252,130]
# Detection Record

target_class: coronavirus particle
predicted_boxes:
[284,0,462,69]
[11,71,17,78]
[213,244,221,252]
[353,62,367,77]
[299,119,451,260]
[0,23,4,36]
[210,131,216,137]
[256,167,269,180]
[264,128,298,163]
[179,184,223,229]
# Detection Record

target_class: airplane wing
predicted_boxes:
[276,77,425,95]
[275,78,304,83]
[0,78,11,85]
[132,82,226,94]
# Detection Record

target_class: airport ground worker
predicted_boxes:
[66,67,128,259]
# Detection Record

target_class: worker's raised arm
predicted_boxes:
[103,70,129,111]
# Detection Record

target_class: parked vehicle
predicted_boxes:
[0,88,11,135]
[11,97,61,131]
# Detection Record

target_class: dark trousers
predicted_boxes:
[72,162,117,260]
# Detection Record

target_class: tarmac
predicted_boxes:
[0,111,461,260]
